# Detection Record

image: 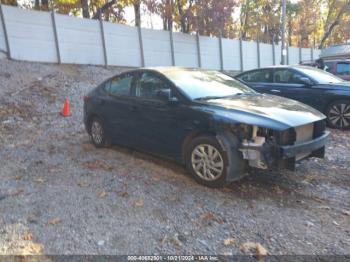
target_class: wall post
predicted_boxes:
[51,11,61,64]
[272,39,276,66]
[239,37,243,72]
[299,40,302,63]
[286,42,289,65]
[219,31,224,71]
[99,16,108,68]
[196,32,202,68]
[257,35,261,68]
[169,28,175,66]
[0,2,11,59]
[311,47,314,61]
[137,25,145,67]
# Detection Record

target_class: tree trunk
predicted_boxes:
[34,0,40,10]
[134,0,141,27]
[92,0,117,19]
[81,0,90,18]
[41,0,49,11]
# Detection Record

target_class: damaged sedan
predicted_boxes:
[84,68,329,187]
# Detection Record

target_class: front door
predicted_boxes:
[130,71,189,159]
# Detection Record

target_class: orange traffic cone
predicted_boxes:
[61,98,71,117]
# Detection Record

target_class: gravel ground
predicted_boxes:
[0,55,349,256]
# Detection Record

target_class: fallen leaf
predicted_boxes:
[20,243,43,255]
[240,242,268,260]
[312,197,324,203]
[77,181,90,188]
[82,160,113,172]
[271,186,283,194]
[117,183,129,197]
[342,210,350,216]
[48,218,61,225]
[34,178,45,183]
[133,198,144,207]
[22,232,33,241]
[200,211,224,224]
[98,191,107,198]
[160,235,167,246]
[224,238,236,246]
[9,188,24,197]
[170,234,182,247]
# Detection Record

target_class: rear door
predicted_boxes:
[102,72,140,147]
[236,69,273,93]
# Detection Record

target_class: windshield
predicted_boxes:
[162,69,256,100]
[297,67,344,84]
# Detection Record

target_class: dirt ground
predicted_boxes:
[0,55,349,256]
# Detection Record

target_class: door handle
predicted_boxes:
[270,89,281,93]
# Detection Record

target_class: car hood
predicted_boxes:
[198,94,326,131]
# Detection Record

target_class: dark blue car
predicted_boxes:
[235,66,350,129]
[84,68,329,187]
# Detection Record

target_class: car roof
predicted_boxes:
[235,65,310,74]
[123,67,215,75]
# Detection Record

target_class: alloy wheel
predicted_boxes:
[91,120,103,145]
[191,144,224,181]
[328,103,350,129]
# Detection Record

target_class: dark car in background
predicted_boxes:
[235,66,350,129]
[322,59,350,81]
[84,68,329,188]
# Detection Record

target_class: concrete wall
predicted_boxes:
[0,8,6,52]
[0,5,321,71]
[260,43,274,67]
[222,38,240,71]
[104,22,141,67]
[4,7,57,62]
[288,47,300,65]
[172,32,198,68]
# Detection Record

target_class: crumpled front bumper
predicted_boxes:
[240,131,330,170]
[280,131,330,158]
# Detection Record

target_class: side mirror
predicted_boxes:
[168,96,179,105]
[298,77,313,86]
[156,89,171,101]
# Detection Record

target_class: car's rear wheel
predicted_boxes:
[185,135,240,188]
[90,117,110,148]
[326,100,350,129]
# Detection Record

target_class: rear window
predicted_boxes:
[336,62,350,75]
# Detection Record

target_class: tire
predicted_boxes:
[326,100,350,129]
[185,135,244,188]
[89,117,111,148]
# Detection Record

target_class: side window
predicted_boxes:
[239,70,272,83]
[336,62,350,75]
[135,72,171,101]
[273,69,307,84]
[108,74,133,96]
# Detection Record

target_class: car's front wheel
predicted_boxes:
[89,117,110,148]
[185,135,242,188]
[326,100,350,129]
